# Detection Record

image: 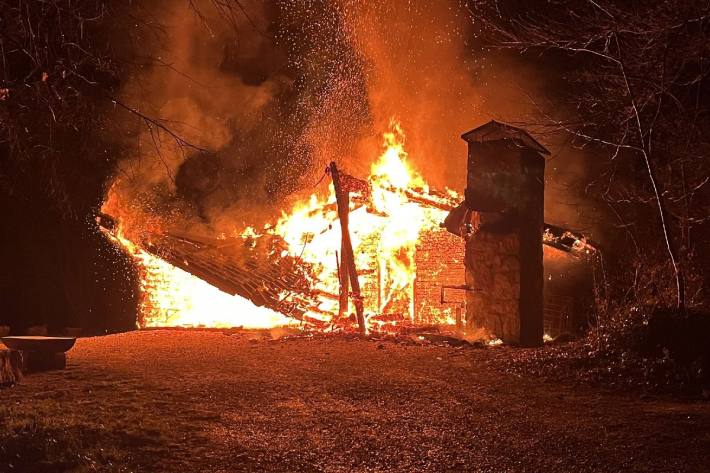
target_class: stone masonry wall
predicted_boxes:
[465,229,521,343]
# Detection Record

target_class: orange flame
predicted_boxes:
[106,118,459,331]
[106,229,296,329]
[263,118,454,329]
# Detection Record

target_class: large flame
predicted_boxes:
[108,230,297,329]
[105,119,458,331]
[268,119,452,329]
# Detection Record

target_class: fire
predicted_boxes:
[371,120,423,190]
[104,118,459,331]
[106,229,296,329]
[267,119,453,328]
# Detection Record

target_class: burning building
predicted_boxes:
[101,120,466,331]
[101,119,595,341]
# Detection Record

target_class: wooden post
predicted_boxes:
[336,249,349,319]
[330,162,366,334]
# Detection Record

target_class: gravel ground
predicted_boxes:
[1,329,709,472]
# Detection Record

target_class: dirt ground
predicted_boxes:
[1,330,708,472]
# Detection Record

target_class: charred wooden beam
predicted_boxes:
[329,162,366,334]
[337,249,349,319]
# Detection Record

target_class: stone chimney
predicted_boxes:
[460,121,549,346]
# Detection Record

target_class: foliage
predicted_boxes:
[503,302,710,395]
[468,1,710,390]
[0,0,126,212]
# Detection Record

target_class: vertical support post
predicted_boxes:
[337,248,350,319]
[330,162,366,334]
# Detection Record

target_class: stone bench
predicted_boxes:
[1,336,76,373]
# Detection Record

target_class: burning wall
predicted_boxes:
[108,221,467,331]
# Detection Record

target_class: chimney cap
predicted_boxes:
[461,120,551,156]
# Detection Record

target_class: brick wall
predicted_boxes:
[414,227,466,324]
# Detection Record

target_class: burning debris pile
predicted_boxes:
[101,120,462,332]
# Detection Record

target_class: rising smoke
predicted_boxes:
[104,0,588,238]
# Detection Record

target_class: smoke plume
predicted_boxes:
[105,0,590,238]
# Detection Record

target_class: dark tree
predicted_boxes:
[0,0,142,332]
[469,0,710,310]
